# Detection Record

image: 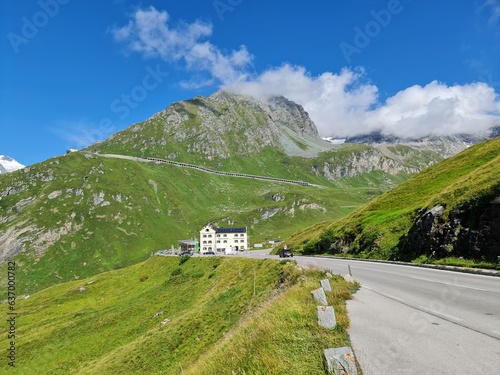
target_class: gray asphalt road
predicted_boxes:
[237,250,500,374]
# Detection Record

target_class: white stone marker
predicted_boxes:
[323,346,357,375]
[311,287,328,305]
[320,279,332,292]
[317,306,336,329]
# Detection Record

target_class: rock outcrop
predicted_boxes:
[312,149,423,180]
[401,199,500,261]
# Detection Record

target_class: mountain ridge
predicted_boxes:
[97,90,334,161]
[88,90,471,182]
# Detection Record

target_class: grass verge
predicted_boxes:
[185,264,360,375]
[1,257,359,374]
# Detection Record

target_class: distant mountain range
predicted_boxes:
[0,155,24,174]
[326,129,497,160]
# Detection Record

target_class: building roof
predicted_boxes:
[178,240,197,245]
[215,227,246,233]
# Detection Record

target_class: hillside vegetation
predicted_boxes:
[0,256,358,374]
[0,91,472,293]
[0,152,379,294]
[285,138,500,267]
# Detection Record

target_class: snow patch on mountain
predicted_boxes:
[0,155,25,174]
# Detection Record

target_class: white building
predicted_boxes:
[199,225,248,254]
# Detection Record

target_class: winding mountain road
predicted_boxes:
[239,250,500,374]
[94,153,325,187]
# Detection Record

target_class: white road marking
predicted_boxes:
[410,276,491,292]
[418,306,462,322]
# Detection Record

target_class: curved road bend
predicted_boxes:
[238,250,500,375]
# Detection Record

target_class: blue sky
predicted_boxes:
[1,0,499,166]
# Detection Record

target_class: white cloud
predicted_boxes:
[111,6,252,86]
[228,65,500,138]
[366,81,500,138]
[227,65,378,135]
[111,7,500,139]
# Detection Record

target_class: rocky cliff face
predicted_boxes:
[310,141,450,181]
[313,132,496,181]
[312,149,422,180]
[266,95,319,139]
[400,200,500,262]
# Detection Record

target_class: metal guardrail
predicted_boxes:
[144,157,313,187]
[95,153,323,187]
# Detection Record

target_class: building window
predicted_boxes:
[223,234,227,237]
[234,240,239,243]
[205,229,209,232]
[203,234,207,238]
[217,240,220,243]
[203,247,207,250]
[223,240,227,243]
[203,241,207,244]
[208,247,212,250]
[217,234,220,237]
[208,234,212,238]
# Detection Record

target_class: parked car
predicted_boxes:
[278,249,293,258]
[203,251,216,255]
[179,251,193,257]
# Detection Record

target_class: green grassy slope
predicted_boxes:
[0,257,358,375]
[0,152,379,294]
[284,138,500,265]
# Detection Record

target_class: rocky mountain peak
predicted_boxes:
[101,90,332,160]
[206,90,320,138]
[266,95,319,139]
